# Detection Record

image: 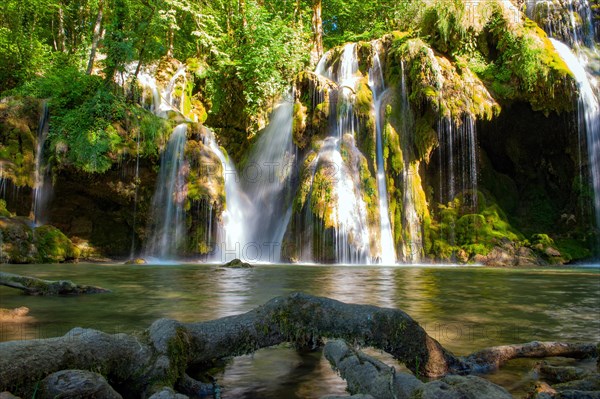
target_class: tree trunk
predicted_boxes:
[86,0,104,75]
[0,293,597,398]
[294,0,303,29]
[311,0,323,64]
[239,0,247,29]
[57,2,66,53]
[0,271,110,296]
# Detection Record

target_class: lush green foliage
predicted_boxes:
[321,0,424,48]
[12,64,171,173]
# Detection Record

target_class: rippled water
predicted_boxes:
[0,264,598,397]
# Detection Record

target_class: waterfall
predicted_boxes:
[368,43,397,264]
[398,62,424,262]
[242,98,296,262]
[136,70,161,114]
[203,129,252,263]
[337,43,360,138]
[144,124,188,259]
[313,136,371,263]
[32,100,52,226]
[549,39,600,230]
[162,65,187,117]
[130,125,141,258]
[436,115,478,209]
[297,43,371,264]
[527,0,600,233]
[120,63,187,119]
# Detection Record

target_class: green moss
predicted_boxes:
[0,98,38,188]
[383,122,404,175]
[353,77,377,168]
[33,225,79,263]
[414,112,438,162]
[0,199,11,218]
[425,191,526,261]
[310,160,337,229]
[0,216,79,263]
[292,100,308,149]
[555,238,592,262]
[293,151,318,212]
[149,327,190,391]
[478,10,576,113]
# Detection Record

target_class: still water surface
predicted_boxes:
[0,264,598,397]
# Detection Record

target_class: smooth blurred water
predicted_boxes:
[0,264,598,397]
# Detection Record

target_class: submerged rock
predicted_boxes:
[0,307,32,322]
[221,258,253,268]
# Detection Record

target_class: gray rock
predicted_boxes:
[320,395,375,399]
[414,375,512,399]
[324,339,423,399]
[148,387,189,399]
[0,392,22,399]
[39,369,122,399]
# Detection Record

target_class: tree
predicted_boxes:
[311,0,322,65]
[87,0,105,74]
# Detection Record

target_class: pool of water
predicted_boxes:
[0,264,598,397]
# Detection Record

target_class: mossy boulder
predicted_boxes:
[221,258,253,268]
[0,217,78,264]
[33,225,79,263]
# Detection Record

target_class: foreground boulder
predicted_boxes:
[323,340,512,399]
[39,370,122,399]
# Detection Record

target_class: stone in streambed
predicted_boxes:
[148,387,189,399]
[220,258,253,268]
[39,369,122,399]
[415,375,512,399]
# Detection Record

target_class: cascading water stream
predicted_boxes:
[305,44,372,263]
[162,65,187,116]
[130,126,141,258]
[527,0,600,235]
[144,124,188,259]
[337,44,360,138]
[242,98,296,262]
[368,44,397,264]
[549,39,600,230]
[398,62,424,262]
[203,129,251,262]
[32,100,51,226]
